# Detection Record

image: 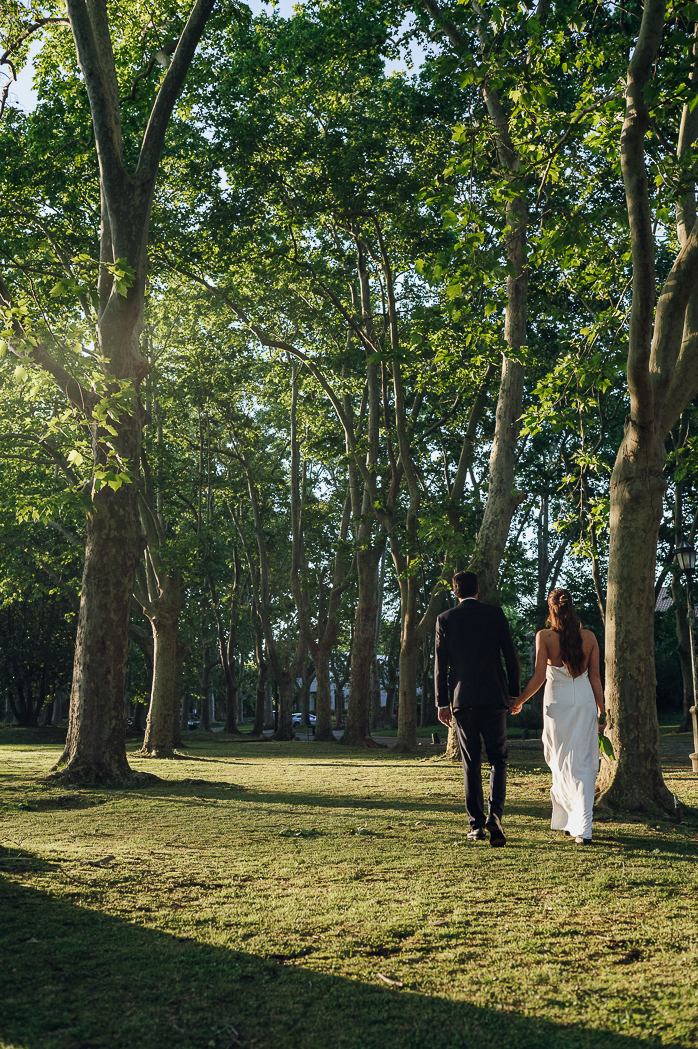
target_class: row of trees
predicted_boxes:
[1,0,698,814]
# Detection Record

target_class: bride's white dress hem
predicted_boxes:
[542,664,599,840]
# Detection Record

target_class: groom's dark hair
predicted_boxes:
[453,571,478,598]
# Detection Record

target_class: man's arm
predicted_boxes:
[500,611,520,699]
[434,617,452,726]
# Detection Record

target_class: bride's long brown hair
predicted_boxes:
[547,589,585,677]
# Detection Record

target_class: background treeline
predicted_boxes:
[1,0,696,752]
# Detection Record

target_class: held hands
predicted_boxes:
[509,696,523,715]
[437,706,452,727]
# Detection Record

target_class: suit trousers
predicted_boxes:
[454,705,508,828]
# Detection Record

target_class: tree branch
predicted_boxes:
[135,0,217,186]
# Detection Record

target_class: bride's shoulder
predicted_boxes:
[581,628,598,645]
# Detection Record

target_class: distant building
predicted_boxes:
[655,586,697,615]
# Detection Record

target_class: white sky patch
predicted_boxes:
[3,37,40,112]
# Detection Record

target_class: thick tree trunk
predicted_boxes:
[298,661,314,731]
[133,701,147,733]
[42,0,216,783]
[264,681,274,729]
[314,645,335,742]
[58,450,144,782]
[596,425,675,813]
[395,642,419,752]
[273,670,295,741]
[51,691,64,726]
[467,357,525,603]
[224,670,238,734]
[370,658,382,730]
[342,546,382,746]
[141,570,183,756]
[171,637,184,749]
[252,633,267,737]
[420,642,437,726]
[142,614,179,756]
[198,649,214,732]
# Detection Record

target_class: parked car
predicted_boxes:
[291,713,316,728]
[187,715,200,730]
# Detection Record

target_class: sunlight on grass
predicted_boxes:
[1,728,697,1048]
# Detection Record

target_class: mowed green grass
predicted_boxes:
[0,727,697,1049]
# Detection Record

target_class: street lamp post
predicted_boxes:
[675,540,698,774]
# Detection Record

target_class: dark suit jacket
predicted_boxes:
[434,599,520,710]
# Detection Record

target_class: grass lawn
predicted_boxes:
[1,727,697,1049]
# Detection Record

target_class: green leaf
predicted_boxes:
[599,734,615,761]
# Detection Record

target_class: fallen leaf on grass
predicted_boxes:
[377,972,403,987]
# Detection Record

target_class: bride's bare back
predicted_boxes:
[514,627,605,715]
[540,627,597,674]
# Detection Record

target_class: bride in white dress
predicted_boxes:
[511,590,605,844]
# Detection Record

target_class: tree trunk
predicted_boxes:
[198,649,214,732]
[314,644,335,742]
[370,658,382,731]
[342,546,382,746]
[467,358,525,603]
[35,0,216,783]
[273,670,295,741]
[395,641,419,752]
[171,637,184,748]
[141,570,183,756]
[141,614,179,756]
[299,660,314,730]
[51,691,64,726]
[384,686,395,723]
[420,640,437,726]
[252,631,268,737]
[58,463,144,782]
[596,425,675,813]
[672,572,693,733]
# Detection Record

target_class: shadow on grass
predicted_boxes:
[0,850,684,1049]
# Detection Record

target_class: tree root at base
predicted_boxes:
[42,765,161,787]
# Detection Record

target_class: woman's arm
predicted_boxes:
[510,632,548,713]
[587,632,605,717]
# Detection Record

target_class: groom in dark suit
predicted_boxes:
[435,571,520,846]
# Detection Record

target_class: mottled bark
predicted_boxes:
[598,0,697,813]
[20,0,217,783]
[342,546,383,746]
[597,423,673,811]
[60,439,144,781]
[314,652,334,741]
[142,613,179,756]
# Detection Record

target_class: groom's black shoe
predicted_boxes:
[467,827,486,841]
[485,815,506,847]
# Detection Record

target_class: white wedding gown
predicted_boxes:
[542,664,599,840]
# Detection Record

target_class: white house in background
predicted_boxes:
[296,662,399,710]
[655,586,698,614]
